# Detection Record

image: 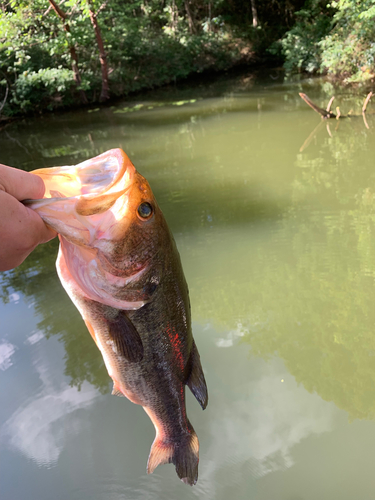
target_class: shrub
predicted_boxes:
[319,0,375,81]
[10,68,76,114]
[279,1,332,73]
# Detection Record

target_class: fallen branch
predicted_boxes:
[299,93,336,118]
[299,91,374,151]
[326,96,335,114]
[362,91,373,113]
[300,92,374,121]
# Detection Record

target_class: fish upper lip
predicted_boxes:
[28,149,134,203]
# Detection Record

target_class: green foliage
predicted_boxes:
[9,68,76,113]
[319,0,375,81]
[0,0,251,116]
[110,30,240,96]
[281,0,375,80]
[278,0,333,73]
[3,0,374,115]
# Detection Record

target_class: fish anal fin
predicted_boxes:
[147,423,199,486]
[186,341,208,410]
[147,440,174,474]
[106,311,143,363]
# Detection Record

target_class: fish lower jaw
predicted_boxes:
[59,239,147,311]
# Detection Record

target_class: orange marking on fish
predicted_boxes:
[165,324,190,430]
[84,319,98,344]
[166,325,185,373]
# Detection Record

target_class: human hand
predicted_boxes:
[0,163,57,271]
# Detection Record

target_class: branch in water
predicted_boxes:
[362,92,373,113]
[300,92,374,120]
[326,96,335,113]
[299,93,336,119]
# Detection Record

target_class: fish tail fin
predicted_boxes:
[147,423,199,486]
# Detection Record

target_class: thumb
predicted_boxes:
[0,164,45,201]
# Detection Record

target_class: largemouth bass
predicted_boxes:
[25,148,208,485]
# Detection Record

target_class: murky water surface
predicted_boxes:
[2,72,375,499]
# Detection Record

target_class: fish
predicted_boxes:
[25,148,208,485]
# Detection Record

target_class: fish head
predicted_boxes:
[27,149,170,275]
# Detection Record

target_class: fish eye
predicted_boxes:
[137,202,153,219]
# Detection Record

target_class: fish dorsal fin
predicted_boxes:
[112,384,125,397]
[186,341,208,410]
[106,311,144,363]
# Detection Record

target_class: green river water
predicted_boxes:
[2,71,375,499]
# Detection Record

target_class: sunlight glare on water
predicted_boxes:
[2,72,375,499]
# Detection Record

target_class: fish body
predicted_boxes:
[27,149,208,485]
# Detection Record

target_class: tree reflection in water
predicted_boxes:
[2,81,375,423]
[0,239,109,393]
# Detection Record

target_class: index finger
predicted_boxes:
[0,163,45,201]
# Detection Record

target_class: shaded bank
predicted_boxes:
[0,0,307,120]
[278,0,375,83]
[2,1,374,122]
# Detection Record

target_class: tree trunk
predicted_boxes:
[0,81,9,115]
[185,1,196,34]
[48,0,88,104]
[86,1,110,102]
[171,0,178,34]
[250,0,258,28]
[208,1,212,32]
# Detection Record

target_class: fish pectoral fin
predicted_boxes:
[111,384,125,397]
[107,311,144,363]
[186,341,208,410]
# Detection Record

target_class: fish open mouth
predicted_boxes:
[26,149,133,202]
[24,149,136,245]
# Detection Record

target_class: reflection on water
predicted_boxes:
[3,381,98,466]
[195,339,335,498]
[2,72,375,499]
[0,342,17,371]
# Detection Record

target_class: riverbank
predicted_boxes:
[0,1,300,121]
[0,37,265,123]
[0,46,275,129]
[2,1,374,124]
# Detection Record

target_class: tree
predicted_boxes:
[1,0,324,117]
[84,0,110,101]
[47,0,88,104]
[250,0,258,28]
